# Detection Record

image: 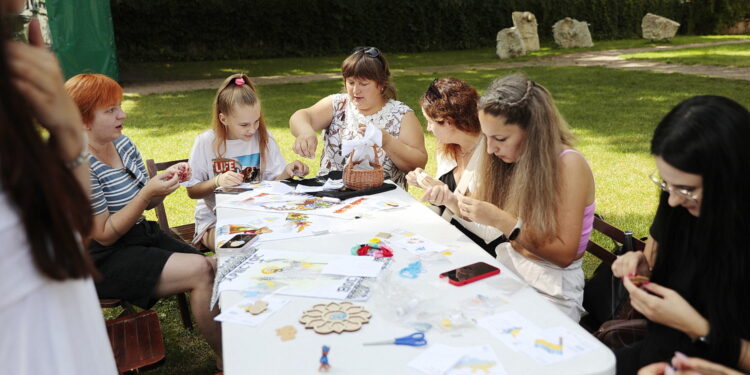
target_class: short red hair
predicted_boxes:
[64,74,122,125]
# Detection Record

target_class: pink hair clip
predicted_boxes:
[234,78,245,86]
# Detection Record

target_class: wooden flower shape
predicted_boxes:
[299,302,372,334]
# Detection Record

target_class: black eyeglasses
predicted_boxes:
[424,78,442,103]
[352,46,380,58]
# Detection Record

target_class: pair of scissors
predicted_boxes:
[362,332,427,347]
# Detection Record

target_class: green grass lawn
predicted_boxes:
[119,65,750,374]
[621,42,750,67]
[119,35,750,83]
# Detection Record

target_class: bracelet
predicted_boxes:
[64,132,90,169]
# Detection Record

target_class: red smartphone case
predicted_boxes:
[440,262,500,286]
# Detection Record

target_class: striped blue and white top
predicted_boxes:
[89,135,149,215]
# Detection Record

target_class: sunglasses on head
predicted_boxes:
[352,46,381,58]
[424,78,442,103]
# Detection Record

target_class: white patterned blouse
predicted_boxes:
[318,93,413,188]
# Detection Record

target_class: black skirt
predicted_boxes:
[89,220,202,308]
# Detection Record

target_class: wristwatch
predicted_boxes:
[508,218,523,241]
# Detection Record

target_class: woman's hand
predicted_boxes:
[417,171,443,189]
[284,160,310,178]
[638,354,744,375]
[217,171,244,187]
[7,20,81,136]
[166,162,191,182]
[672,354,745,375]
[293,132,318,159]
[612,251,651,278]
[143,171,181,198]
[406,168,424,188]
[407,168,444,190]
[456,194,502,226]
[422,184,456,207]
[623,277,709,339]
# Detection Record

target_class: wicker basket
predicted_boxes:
[343,145,384,190]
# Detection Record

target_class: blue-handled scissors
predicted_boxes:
[363,332,427,347]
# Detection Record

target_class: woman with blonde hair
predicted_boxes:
[441,74,595,321]
[185,73,308,250]
[290,47,427,188]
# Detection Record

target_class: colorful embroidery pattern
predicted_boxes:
[285,212,311,232]
[333,197,366,214]
[533,338,563,355]
[262,197,337,211]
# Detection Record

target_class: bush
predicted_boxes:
[111,0,750,62]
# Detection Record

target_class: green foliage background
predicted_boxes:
[111,0,750,63]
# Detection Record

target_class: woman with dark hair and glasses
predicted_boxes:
[65,74,224,368]
[0,1,116,372]
[405,78,500,253]
[289,47,427,187]
[612,96,750,375]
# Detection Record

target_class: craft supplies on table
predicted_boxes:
[363,332,427,347]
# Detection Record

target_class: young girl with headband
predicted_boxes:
[185,74,309,250]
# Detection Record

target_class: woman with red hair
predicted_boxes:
[65,74,223,367]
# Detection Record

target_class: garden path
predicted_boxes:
[123,40,750,95]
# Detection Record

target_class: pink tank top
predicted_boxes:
[559,149,595,255]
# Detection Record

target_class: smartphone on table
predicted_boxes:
[440,262,500,286]
[218,234,259,252]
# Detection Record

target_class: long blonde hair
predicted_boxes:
[476,74,574,247]
[211,73,268,170]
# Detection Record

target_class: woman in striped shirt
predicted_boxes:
[65,74,223,367]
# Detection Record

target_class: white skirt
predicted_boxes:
[496,242,585,322]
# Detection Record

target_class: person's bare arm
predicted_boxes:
[289,96,334,159]
[380,111,427,171]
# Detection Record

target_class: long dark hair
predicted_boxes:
[0,15,95,280]
[650,95,750,364]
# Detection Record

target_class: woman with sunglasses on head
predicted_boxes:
[290,47,427,188]
[436,74,596,321]
[0,1,116,372]
[406,78,502,254]
[612,96,750,375]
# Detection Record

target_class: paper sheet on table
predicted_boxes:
[387,229,454,254]
[477,311,541,352]
[218,249,388,301]
[214,211,337,244]
[214,296,290,327]
[523,326,596,365]
[408,344,508,375]
[321,256,383,277]
[477,311,596,364]
[217,193,364,219]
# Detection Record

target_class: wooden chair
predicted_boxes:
[145,158,200,248]
[144,158,198,330]
[585,215,646,266]
[106,310,165,374]
[581,215,647,336]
